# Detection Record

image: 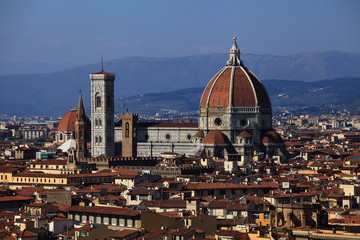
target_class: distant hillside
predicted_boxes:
[0,62,81,75]
[1,51,360,115]
[116,77,360,116]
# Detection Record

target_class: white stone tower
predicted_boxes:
[90,64,115,157]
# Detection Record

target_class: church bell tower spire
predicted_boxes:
[75,91,88,160]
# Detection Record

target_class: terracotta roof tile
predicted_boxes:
[237,130,252,138]
[67,206,140,217]
[58,110,77,132]
[202,130,229,145]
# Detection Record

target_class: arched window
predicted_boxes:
[99,136,102,143]
[107,96,111,107]
[95,93,101,108]
[95,136,98,143]
[95,118,98,126]
[59,133,63,141]
[125,122,129,138]
[99,119,102,126]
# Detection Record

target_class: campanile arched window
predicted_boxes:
[125,122,129,138]
[95,93,101,108]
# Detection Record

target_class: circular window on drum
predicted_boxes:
[186,134,192,140]
[240,119,249,127]
[165,134,171,140]
[214,118,222,126]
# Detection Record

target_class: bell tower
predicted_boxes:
[75,92,88,160]
[90,60,115,157]
[121,113,138,158]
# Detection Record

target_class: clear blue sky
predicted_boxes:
[0,0,359,64]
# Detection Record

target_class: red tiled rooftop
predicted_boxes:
[66,206,140,217]
[0,196,34,202]
[31,159,67,165]
[202,130,229,145]
[237,130,252,138]
[58,110,77,132]
[141,199,186,209]
[109,229,139,238]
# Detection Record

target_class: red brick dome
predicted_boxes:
[200,38,271,109]
[58,110,77,132]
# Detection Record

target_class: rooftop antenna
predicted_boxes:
[101,54,104,72]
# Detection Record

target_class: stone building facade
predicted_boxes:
[90,70,115,157]
[273,203,328,228]
[112,38,285,160]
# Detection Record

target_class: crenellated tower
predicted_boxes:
[121,113,138,158]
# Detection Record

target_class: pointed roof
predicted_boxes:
[194,130,205,138]
[76,92,85,121]
[58,139,76,152]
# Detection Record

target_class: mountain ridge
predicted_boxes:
[116,77,360,117]
[1,51,360,115]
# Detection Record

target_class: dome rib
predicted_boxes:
[247,70,272,109]
[200,67,228,108]
[229,67,235,107]
[241,66,258,107]
[208,68,232,108]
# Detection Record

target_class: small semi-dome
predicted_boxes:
[194,130,205,138]
[262,130,283,144]
[58,110,77,132]
[200,37,271,109]
[237,130,252,138]
[202,130,230,145]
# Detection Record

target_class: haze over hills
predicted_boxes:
[116,77,360,117]
[1,51,360,115]
[0,62,81,75]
